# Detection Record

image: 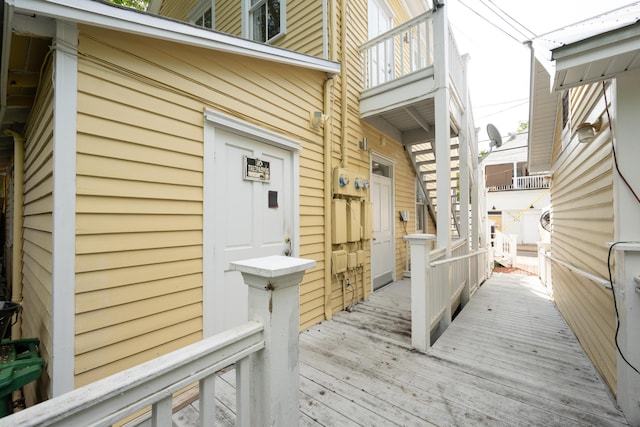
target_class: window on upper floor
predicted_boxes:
[189,0,214,29]
[247,0,285,43]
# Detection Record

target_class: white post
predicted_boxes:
[403,234,436,352]
[432,2,451,256]
[613,69,640,425]
[230,255,315,427]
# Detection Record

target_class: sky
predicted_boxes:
[442,0,638,148]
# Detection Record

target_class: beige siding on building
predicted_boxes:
[215,0,241,36]
[22,56,54,403]
[157,0,200,22]
[550,83,616,393]
[75,25,327,383]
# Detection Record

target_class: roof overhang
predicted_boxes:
[551,21,640,91]
[527,54,559,175]
[4,0,341,75]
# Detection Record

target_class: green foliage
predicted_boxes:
[517,120,528,133]
[108,0,149,11]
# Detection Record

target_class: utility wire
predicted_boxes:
[457,0,524,46]
[486,0,537,39]
[476,100,529,120]
[476,97,529,109]
[476,0,531,41]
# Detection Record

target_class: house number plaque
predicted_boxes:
[243,156,270,182]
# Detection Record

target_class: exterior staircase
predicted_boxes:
[407,139,462,238]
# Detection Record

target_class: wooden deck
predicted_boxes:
[169,273,629,426]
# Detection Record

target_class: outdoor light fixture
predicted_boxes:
[310,111,329,128]
[576,117,602,144]
[359,137,368,151]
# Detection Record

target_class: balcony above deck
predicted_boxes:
[359,11,468,144]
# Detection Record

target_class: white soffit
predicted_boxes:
[551,22,640,91]
[528,57,558,174]
[7,0,340,75]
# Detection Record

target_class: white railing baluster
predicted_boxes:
[198,375,216,427]
[152,396,173,427]
[235,355,251,427]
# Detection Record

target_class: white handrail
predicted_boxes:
[1,322,264,427]
[430,248,489,267]
[542,252,611,289]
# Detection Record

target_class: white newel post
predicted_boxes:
[404,234,436,352]
[230,256,316,427]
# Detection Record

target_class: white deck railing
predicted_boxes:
[493,229,517,266]
[0,256,315,427]
[488,175,550,192]
[360,10,465,94]
[404,234,489,352]
[361,11,434,90]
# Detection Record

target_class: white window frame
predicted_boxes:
[242,0,286,43]
[188,0,215,29]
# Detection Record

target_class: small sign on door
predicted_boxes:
[243,156,270,182]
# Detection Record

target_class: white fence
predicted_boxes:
[493,229,517,267]
[404,234,489,352]
[488,175,550,192]
[0,256,315,427]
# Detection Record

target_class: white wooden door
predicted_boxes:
[212,129,292,334]
[371,167,394,289]
[368,0,393,85]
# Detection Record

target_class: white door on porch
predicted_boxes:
[371,158,394,289]
[212,129,293,334]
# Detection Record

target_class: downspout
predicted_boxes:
[5,129,24,339]
[339,0,348,167]
[323,76,335,320]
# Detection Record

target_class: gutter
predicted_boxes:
[0,3,14,130]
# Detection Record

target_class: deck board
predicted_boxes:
[171,272,629,426]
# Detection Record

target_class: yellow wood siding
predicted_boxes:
[22,56,54,403]
[215,0,241,36]
[157,0,200,21]
[159,0,324,58]
[76,25,327,383]
[550,82,616,393]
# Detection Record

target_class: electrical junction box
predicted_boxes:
[347,252,357,269]
[356,250,365,266]
[347,200,361,242]
[333,167,369,198]
[332,250,347,274]
[332,199,347,244]
[361,201,372,240]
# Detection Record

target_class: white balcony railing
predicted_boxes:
[404,235,489,352]
[488,175,550,191]
[361,11,434,90]
[360,10,465,95]
[0,256,315,427]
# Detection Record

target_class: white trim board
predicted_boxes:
[51,19,77,397]
[7,0,340,75]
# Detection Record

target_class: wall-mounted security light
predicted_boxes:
[310,111,329,128]
[576,117,602,144]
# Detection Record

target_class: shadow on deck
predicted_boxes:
[172,274,628,426]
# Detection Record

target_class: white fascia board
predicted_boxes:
[7,0,341,76]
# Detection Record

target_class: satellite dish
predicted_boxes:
[487,124,503,148]
[540,210,551,232]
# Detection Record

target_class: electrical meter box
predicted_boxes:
[333,167,369,198]
[361,201,372,240]
[332,199,347,244]
[356,249,365,266]
[332,250,347,273]
[347,252,358,269]
[347,200,361,242]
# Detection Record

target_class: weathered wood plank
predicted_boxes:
[170,274,628,427]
